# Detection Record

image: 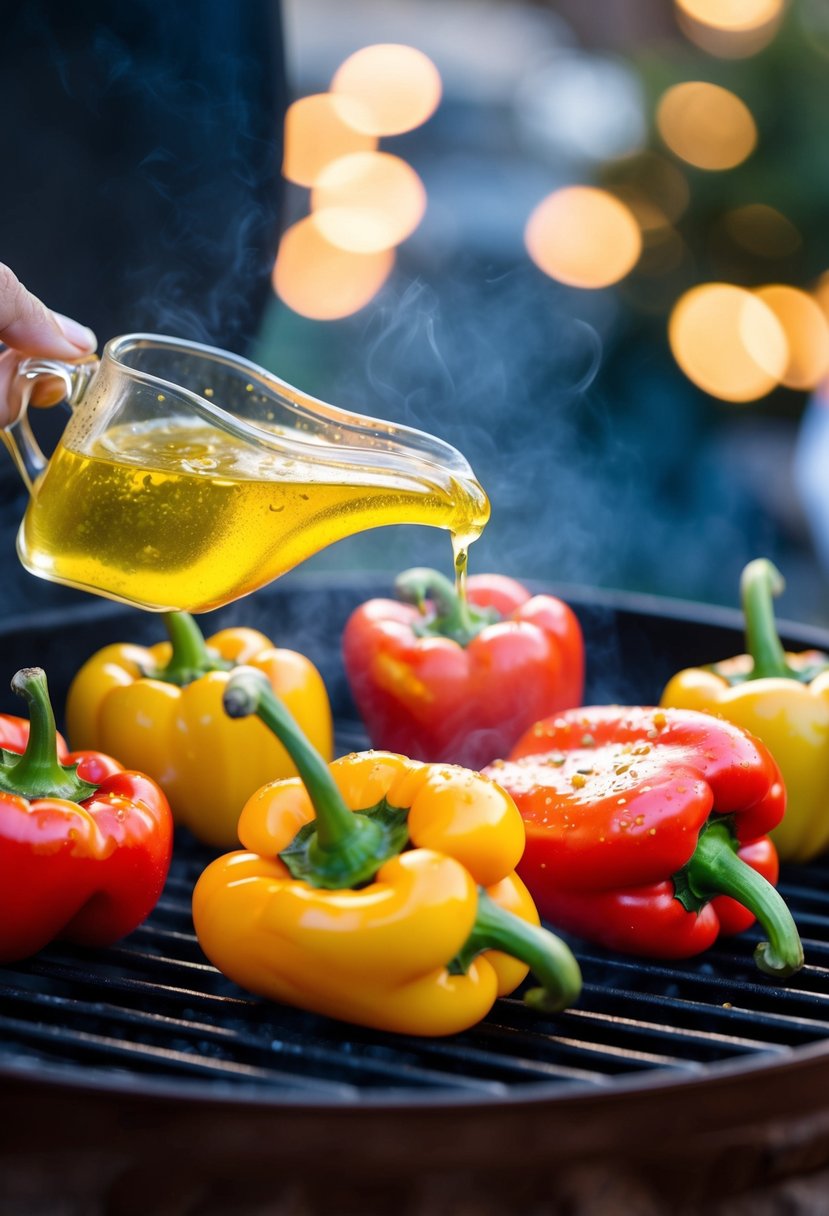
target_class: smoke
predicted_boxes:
[329,260,617,586]
[281,249,783,612]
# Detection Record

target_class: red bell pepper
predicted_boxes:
[342,568,584,770]
[0,666,173,963]
[484,706,803,976]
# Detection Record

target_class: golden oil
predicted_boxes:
[19,419,489,612]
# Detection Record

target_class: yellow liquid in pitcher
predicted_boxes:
[19,420,489,613]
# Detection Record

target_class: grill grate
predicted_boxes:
[3,720,829,1106]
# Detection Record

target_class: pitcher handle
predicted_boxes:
[1,354,99,492]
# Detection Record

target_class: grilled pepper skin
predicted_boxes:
[193,672,583,1036]
[485,705,803,976]
[342,568,584,770]
[66,613,333,848]
[0,668,173,962]
[661,558,829,862]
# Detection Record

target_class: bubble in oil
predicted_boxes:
[182,456,219,473]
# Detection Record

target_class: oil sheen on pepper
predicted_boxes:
[19,419,489,613]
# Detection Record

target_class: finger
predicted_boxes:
[0,264,96,357]
[0,350,64,428]
[0,349,23,427]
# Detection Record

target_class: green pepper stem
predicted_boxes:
[741,559,795,680]
[223,668,388,887]
[154,612,232,686]
[0,668,97,801]
[456,889,582,1013]
[394,567,497,647]
[685,821,804,977]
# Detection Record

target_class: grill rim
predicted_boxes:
[3,1013,829,1115]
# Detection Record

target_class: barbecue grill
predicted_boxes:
[4,572,829,1215]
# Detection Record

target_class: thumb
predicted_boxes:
[0,264,96,357]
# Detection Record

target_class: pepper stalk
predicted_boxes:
[394,567,498,647]
[452,889,583,1013]
[675,819,803,977]
[0,667,98,801]
[153,612,233,687]
[739,559,826,685]
[223,667,400,888]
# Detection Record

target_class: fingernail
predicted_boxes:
[53,312,97,351]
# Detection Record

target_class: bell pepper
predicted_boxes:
[342,567,584,770]
[660,558,829,862]
[192,668,583,1036]
[0,666,173,963]
[65,611,333,849]
[484,705,803,976]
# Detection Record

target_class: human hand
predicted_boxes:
[0,263,97,427]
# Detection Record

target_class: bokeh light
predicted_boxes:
[675,0,785,58]
[755,285,829,389]
[675,0,783,27]
[283,94,377,188]
[656,82,757,170]
[669,283,788,401]
[310,151,427,254]
[272,217,394,320]
[525,186,642,289]
[331,44,442,137]
[516,52,646,164]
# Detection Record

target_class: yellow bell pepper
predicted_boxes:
[192,669,582,1036]
[660,558,829,862]
[65,613,333,849]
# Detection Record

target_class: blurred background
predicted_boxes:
[4,0,829,625]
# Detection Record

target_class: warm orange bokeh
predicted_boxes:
[272,217,395,320]
[755,285,829,390]
[525,187,642,289]
[674,0,785,58]
[310,151,427,254]
[656,82,757,171]
[283,94,377,188]
[331,44,442,137]
[669,283,788,402]
[675,0,783,27]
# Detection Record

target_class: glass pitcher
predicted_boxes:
[2,333,489,613]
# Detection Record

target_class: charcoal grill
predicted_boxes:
[4,573,829,1215]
